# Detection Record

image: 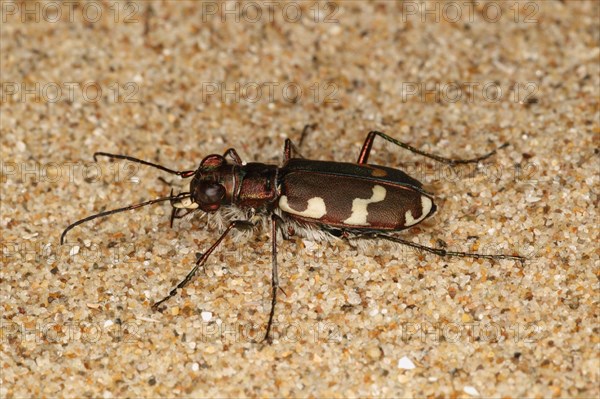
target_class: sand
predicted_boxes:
[1,1,598,397]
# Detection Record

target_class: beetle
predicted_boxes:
[61,127,525,342]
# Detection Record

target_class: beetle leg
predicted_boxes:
[283,139,305,161]
[271,213,291,240]
[223,148,243,165]
[152,219,255,310]
[262,213,280,343]
[298,123,317,148]
[167,189,196,228]
[167,188,179,227]
[357,131,509,165]
[169,207,196,228]
[357,233,526,263]
[283,123,317,161]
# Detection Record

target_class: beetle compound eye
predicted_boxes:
[196,181,225,205]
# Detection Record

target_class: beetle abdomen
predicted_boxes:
[279,171,436,230]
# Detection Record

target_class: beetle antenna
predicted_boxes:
[61,193,191,244]
[94,152,196,177]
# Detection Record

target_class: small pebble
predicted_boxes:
[464,386,480,397]
[69,245,80,256]
[201,311,212,322]
[398,356,416,370]
[366,346,383,360]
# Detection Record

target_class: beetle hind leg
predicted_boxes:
[357,130,508,166]
[355,233,526,263]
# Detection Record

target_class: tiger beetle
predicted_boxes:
[61,126,525,342]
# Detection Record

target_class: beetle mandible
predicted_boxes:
[61,127,525,342]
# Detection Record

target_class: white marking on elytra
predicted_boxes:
[404,195,433,226]
[279,195,327,219]
[343,185,387,226]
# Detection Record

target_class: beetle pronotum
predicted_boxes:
[61,127,525,342]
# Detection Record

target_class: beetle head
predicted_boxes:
[190,154,228,212]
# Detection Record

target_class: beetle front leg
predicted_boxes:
[168,207,195,228]
[357,131,508,165]
[152,219,254,309]
[166,188,196,228]
[223,148,243,165]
